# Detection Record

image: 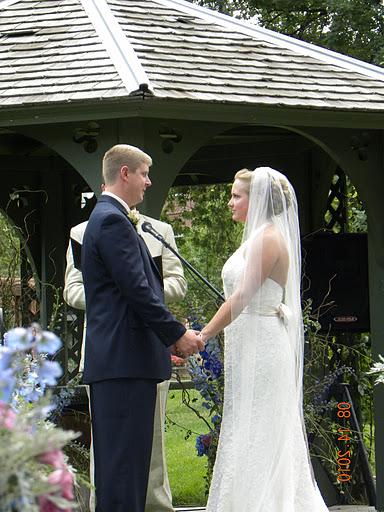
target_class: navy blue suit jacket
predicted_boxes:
[81,195,186,384]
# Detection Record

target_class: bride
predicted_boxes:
[200,167,328,511]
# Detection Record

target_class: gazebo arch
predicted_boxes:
[0,129,95,325]
[0,0,383,507]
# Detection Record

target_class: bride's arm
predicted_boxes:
[201,232,280,341]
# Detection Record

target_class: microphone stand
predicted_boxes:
[141,222,225,303]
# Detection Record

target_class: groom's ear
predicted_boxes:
[120,165,130,181]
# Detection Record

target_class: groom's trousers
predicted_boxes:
[90,378,158,512]
[87,380,174,512]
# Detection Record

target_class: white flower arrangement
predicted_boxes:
[127,208,140,229]
[367,354,384,385]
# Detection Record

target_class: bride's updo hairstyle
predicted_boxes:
[248,167,292,218]
[269,175,292,216]
[234,167,292,217]
[234,168,253,193]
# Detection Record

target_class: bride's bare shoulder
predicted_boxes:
[262,224,280,243]
[262,225,288,255]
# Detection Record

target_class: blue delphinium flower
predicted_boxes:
[0,368,16,402]
[18,371,42,403]
[202,351,222,380]
[0,324,77,509]
[0,345,16,402]
[35,331,62,355]
[1,325,63,407]
[50,385,76,422]
[4,327,33,351]
[186,320,224,461]
[196,433,212,457]
[189,361,218,405]
[38,360,63,387]
[196,435,205,456]
[0,346,13,372]
[199,337,223,379]
[189,315,204,332]
[188,337,224,410]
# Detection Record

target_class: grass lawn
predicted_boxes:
[165,388,211,507]
[164,390,377,507]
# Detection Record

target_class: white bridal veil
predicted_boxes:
[225,167,315,510]
[240,166,304,398]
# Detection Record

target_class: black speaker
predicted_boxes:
[301,233,370,333]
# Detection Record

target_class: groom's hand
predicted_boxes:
[173,329,204,358]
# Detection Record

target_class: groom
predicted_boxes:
[82,144,203,512]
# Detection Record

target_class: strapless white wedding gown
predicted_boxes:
[206,244,328,512]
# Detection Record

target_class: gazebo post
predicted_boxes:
[368,245,384,511]
[360,160,384,512]
[350,161,384,512]
[287,126,384,508]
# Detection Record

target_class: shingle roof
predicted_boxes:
[0,0,383,112]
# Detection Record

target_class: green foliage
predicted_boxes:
[0,213,20,277]
[346,177,367,233]
[0,207,45,333]
[63,441,92,512]
[0,212,22,330]
[303,296,375,501]
[193,0,384,65]
[161,183,243,320]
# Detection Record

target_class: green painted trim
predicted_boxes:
[0,98,383,129]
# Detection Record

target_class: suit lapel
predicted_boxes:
[98,195,163,283]
[137,235,163,282]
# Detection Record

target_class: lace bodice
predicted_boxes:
[206,244,329,512]
[222,242,285,316]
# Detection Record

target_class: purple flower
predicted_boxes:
[38,361,62,386]
[189,316,204,331]
[199,340,223,379]
[196,433,212,456]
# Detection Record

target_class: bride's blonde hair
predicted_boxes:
[234,167,291,214]
[234,168,252,192]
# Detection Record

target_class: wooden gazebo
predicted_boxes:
[0,0,383,508]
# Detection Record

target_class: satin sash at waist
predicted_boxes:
[240,303,292,327]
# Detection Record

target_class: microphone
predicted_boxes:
[141,221,165,242]
[141,221,225,302]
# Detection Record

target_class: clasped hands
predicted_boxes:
[172,329,208,359]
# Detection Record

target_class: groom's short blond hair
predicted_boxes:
[102,144,152,185]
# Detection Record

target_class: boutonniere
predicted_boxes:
[127,208,140,230]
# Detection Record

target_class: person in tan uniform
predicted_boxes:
[63,212,187,512]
